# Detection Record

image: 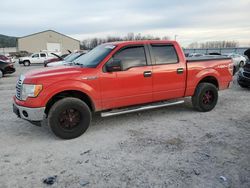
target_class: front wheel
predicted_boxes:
[48,97,91,139]
[23,61,30,66]
[192,83,218,112]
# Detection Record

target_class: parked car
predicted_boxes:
[13,40,233,139]
[43,53,65,67]
[0,60,15,78]
[188,53,204,57]
[0,54,12,63]
[44,50,73,66]
[19,52,55,66]
[224,53,247,74]
[238,60,250,88]
[46,51,86,67]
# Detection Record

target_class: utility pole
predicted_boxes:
[174,35,178,41]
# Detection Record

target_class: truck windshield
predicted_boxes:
[74,44,116,68]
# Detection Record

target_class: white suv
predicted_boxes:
[19,52,55,66]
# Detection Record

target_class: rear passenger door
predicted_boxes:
[149,44,186,101]
[101,45,153,109]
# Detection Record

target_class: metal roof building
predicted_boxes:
[17,30,80,54]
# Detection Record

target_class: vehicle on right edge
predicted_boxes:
[238,60,250,88]
[223,53,247,74]
[13,40,233,139]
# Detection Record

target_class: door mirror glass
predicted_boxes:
[106,59,122,72]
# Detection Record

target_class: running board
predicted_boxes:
[101,100,185,117]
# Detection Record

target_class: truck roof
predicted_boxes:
[107,40,177,46]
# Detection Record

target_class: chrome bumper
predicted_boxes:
[13,102,45,122]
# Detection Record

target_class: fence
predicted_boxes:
[183,47,250,56]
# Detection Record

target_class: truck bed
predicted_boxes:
[186,55,231,62]
[185,56,233,96]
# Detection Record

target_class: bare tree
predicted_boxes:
[187,41,239,49]
[81,33,170,49]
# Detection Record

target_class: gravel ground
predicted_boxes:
[0,64,249,188]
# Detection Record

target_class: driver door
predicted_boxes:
[100,45,153,110]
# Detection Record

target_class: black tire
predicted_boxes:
[192,83,218,112]
[48,97,91,139]
[239,83,248,88]
[23,61,30,66]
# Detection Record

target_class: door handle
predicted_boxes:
[177,68,184,74]
[143,71,152,77]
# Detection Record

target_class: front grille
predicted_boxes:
[243,71,250,78]
[16,75,25,100]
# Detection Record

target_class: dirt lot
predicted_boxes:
[0,64,249,188]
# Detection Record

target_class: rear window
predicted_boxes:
[151,45,178,65]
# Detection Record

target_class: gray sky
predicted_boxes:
[1,0,250,47]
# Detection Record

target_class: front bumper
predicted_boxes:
[238,70,250,86]
[13,102,46,122]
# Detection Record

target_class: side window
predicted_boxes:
[113,46,147,70]
[151,45,178,65]
[40,53,46,58]
[32,54,39,58]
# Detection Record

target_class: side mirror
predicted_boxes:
[106,59,122,72]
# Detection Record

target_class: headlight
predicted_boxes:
[21,84,43,100]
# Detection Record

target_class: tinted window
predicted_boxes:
[40,53,46,57]
[151,45,178,65]
[114,46,147,70]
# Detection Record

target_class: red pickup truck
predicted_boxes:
[13,41,233,139]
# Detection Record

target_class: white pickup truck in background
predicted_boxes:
[19,52,56,66]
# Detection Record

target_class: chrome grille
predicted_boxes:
[16,75,25,100]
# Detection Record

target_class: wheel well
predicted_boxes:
[198,76,219,88]
[45,90,94,115]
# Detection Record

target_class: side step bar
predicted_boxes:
[101,99,185,117]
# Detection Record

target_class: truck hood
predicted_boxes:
[23,66,89,83]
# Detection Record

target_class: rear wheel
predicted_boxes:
[48,97,91,139]
[192,83,218,112]
[23,61,30,66]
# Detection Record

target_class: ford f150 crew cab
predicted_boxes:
[13,41,233,139]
